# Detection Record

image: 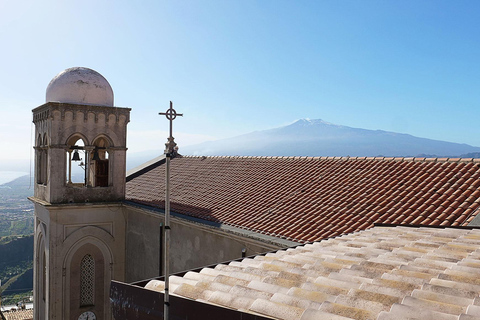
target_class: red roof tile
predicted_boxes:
[126,156,480,243]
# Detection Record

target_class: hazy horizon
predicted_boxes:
[1,1,480,166]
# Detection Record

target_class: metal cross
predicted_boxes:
[159,101,183,154]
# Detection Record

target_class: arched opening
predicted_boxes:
[66,135,87,185]
[36,135,43,184]
[67,242,108,320]
[35,229,47,320]
[91,137,111,187]
[42,134,48,185]
[36,134,48,185]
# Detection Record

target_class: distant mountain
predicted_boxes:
[1,175,31,188]
[178,119,480,158]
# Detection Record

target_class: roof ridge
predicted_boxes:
[178,155,480,163]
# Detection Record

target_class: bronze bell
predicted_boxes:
[72,150,81,161]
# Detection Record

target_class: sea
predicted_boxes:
[0,171,29,185]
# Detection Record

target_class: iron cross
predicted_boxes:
[159,101,183,154]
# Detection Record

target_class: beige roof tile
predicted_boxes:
[328,272,374,285]
[230,284,273,301]
[287,286,335,304]
[144,226,480,319]
[411,289,473,307]
[300,309,355,320]
[247,280,289,295]
[402,296,467,315]
[207,291,255,310]
[421,282,479,299]
[466,304,480,317]
[270,292,322,311]
[378,303,458,320]
[459,314,480,320]
[357,283,406,299]
[334,295,388,316]
[314,276,361,291]
[319,301,376,320]
[348,288,401,306]
[195,280,232,293]
[249,298,304,320]
[381,272,430,286]
[429,278,480,293]
[172,283,213,300]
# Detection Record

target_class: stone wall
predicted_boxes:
[124,204,297,282]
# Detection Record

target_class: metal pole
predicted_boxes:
[159,223,164,277]
[159,101,182,320]
[164,153,171,320]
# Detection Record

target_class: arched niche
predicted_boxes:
[62,229,114,320]
[34,222,47,320]
[90,135,114,187]
[65,134,89,185]
[36,134,48,185]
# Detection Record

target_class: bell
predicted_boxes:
[92,150,101,161]
[72,150,81,161]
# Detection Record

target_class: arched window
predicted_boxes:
[80,254,95,306]
[91,137,111,187]
[36,135,43,184]
[42,134,48,185]
[36,134,48,185]
[66,136,87,185]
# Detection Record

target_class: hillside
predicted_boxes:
[0,175,34,237]
[0,235,33,305]
[0,176,34,305]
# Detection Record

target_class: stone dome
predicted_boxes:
[46,67,114,107]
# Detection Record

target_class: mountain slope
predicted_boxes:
[179,119,480,157]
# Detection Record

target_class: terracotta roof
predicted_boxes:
[145,225,480,320]
[126,156,480,243]
[2,309,33,320]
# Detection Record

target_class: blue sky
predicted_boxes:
[1,1,479,169]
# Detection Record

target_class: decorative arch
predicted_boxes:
[37,134,42,147]
[66,133,90,147]
[34,222,48,320]
[92,134,114,148]
[91,135,114,187]
[62,228,114,320]
[65,133,89,185]
[42,133,48,185]
[36,134,48,185]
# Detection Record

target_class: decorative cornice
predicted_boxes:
[32,102,131,124]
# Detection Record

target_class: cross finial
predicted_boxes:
[159,101,183,155]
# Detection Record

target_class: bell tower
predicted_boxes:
[31,67,130,320]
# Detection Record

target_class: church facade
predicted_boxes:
[30,68,286,320]
[31,67,480,320]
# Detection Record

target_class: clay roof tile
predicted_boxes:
[126,157,480,242]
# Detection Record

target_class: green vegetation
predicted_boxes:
[0,235,34,306]
[0,176,34,306]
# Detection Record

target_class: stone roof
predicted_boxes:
[2,309,33,320]
[145,225,480,320]
[126,156,480,243]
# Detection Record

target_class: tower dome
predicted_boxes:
[46,67,114,107]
